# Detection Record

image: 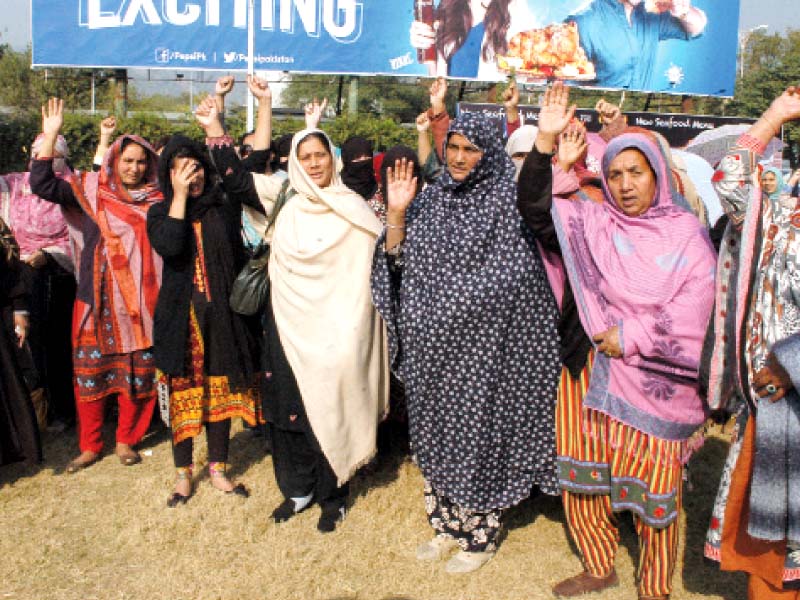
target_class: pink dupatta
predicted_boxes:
[551,133,716,441]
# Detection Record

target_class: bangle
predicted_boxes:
[386,222,405,230]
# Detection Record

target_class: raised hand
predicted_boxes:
[558,121,588,173]
[416,112,431,133]
[99,116,117,139]
[195,95,224,137]
[386,158,418,217]
[595,99,621,125]
[538,81,575,138]
[502,80,519,110]
[304,97,328,130]
[215,75,235,97]
[764,85,800,128]
[429,77,447,113]
[247,74,272,102]
[41,97,64,139]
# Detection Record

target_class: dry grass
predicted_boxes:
[0,420,745,600]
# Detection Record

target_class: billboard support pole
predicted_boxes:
[112,69,128,117]
[246,0,255,132]
[336,76,345,116]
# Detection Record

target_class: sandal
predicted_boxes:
[65,451,100,474]
[209,462,249,498]
[115,443,141,466]
[167,465,194,508]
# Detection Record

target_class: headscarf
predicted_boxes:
[154,135,255,382]
[372,112,562,510]
[269,128,387,485]
[272,133,293,173]
[761,166,790,200]
[340,136,377,200]
[504,124,538,180]
[0,135,72,269]
[551,132,716,442]
[157,136,220,219]
[63,134,164,353]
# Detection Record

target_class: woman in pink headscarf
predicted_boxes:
[517,82,716,600]
[0,134,76,429]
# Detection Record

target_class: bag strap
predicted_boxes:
[265,177,294,237]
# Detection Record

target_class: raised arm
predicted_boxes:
[304,97,328,131]
[29,98,79,209]
[502,79,520,137]
[195,95,279,215]
[384,158,418,252]
[93,116,116,168]
[713,86,800,228]
[517,82,576,252]
[247,74,272,151]
[416,111,432,167]
[427,77,450,162]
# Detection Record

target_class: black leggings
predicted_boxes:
[270,425,348,510]
[172,419,231,468]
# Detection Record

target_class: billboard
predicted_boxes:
[31,0,740,96]
[457,102,757,148]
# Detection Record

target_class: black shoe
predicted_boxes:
[317,505,346,533]
[271,498,300,523]
[226,483,249,498]
[167,492,191,508]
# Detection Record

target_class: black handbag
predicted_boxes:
[229,179,293,316]
[229,241,271,316]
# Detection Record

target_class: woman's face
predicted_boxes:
[297,136,333,188]
[762,171,778,195]
[117,143,149,189]
[606,149,657,217]
[446,133,483,181]
[172,156,206,199]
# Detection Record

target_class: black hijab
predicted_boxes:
[155,136,256,383]
[341,136,377,200]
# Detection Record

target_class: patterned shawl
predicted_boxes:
[64,135,163,353]
[551,133,716,441]
[372,112,562,511]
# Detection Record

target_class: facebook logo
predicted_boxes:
[154,48,171,63]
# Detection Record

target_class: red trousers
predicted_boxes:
[76,392,155,453]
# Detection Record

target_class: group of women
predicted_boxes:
[2,73,799,598]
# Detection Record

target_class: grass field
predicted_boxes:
[0,420,745,600]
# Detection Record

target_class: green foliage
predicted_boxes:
[0,47,111,112]
[281,75,430,123]
[323,115,416,151]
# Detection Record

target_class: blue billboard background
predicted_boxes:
[32,0,739,97]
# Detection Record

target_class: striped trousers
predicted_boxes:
[557,352,683,598]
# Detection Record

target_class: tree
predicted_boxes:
[0,46,111,113]
[281,74,431,123]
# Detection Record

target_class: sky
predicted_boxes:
[0,0,795,101]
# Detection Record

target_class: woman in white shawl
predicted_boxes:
[195,96,389,533]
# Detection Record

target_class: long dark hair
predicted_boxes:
[436,0,511,63]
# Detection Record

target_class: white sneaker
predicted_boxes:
[444,550,494,574]
[415,535,459,561]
